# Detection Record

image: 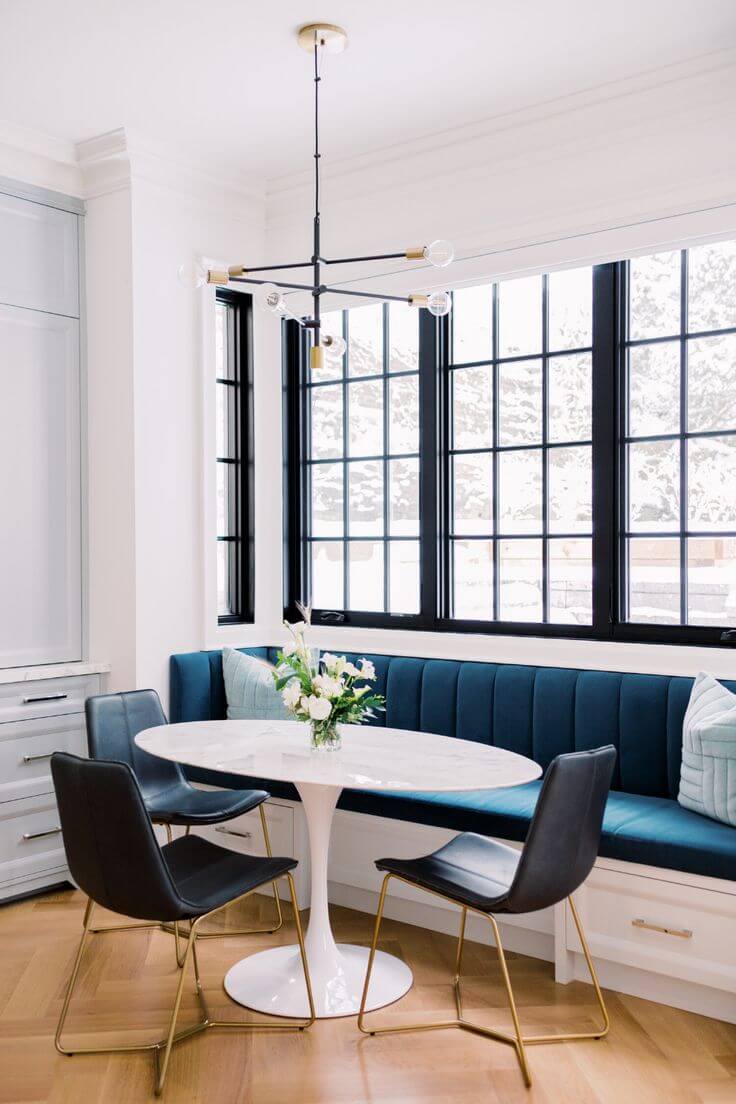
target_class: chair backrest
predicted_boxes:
[504,746,616,914]
[51,752,186,921]
[86,690,184,800]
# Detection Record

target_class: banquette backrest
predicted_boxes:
[169,649,736,801]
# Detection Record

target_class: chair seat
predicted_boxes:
[377,832,521,913]
[145,783,268,826]
[162,834,296,920]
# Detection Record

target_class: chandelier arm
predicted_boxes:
[323,252,414,266]
[231,261,315,275]
[312,36,322,343]
[228,276,318,293]
[322,285,412,304]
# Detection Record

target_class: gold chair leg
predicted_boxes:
[358,877,610,1089]
[154,924,198,1094]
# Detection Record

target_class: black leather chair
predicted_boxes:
[85,689,283,952]
[357,746,617,1088]
[51,752,314,1096]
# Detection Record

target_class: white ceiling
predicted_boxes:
[1,0,735,183]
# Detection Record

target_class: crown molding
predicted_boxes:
[0,119,83,196]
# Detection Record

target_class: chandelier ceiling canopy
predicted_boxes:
[178,22,455,370]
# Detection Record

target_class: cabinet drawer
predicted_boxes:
[0,715,86,803]
[569,866,736,993]
[0,793,66,888]
[0,675,97,724]
[195,798,294,860]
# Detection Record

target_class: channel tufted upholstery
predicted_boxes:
[169,649,736,882]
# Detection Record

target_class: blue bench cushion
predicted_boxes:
[170,648,736,883]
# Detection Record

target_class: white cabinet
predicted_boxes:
[0,182,83,669]
[0,192,79,317]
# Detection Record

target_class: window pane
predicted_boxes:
[548,354,591,443]
[389,541,420,614]
[389,374,419,454]
[389,458,419,536]
[216,462,234,536]
[629,251,681,339]
[549,538,592,624]
[628,441,680,532]
[216,382,229,457]
[348,378,383,456]
[628,342,680,437]
[498,275,542,358]
[452,285,492,364]
[548,446,592,534]
[311,462,343,537]
[688,437,736,528]
[498,449,542,534]
[315,311,344,381]
[688,334,736,433]
[688,537,736,626]
[216,542,231,616]
[312,541,344,608]
[348,303,383,377]
[310,385,343,459]
[498,358,542,445]
[348,460,383,536]
[389,302,418,373]
[453,540,493,620]
[688,240,736,333]
[627,538,680,623]
[452,366,492,450]
[453,453,492,535]
[215,302,232,379]
[548,267,592,351]
[348,541,384,611]
[498,539,543,621]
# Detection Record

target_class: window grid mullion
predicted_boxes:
[542,274,550,624]
[342,310,350,610]
[491,283,500,621]
[679,248,689,626]
[382,303,390,614]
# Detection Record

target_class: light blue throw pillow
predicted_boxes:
[222,648,289,721]
[678,672,736,827]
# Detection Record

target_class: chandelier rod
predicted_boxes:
[312,36,322,343]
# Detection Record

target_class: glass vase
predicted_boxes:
[310,719,341,751]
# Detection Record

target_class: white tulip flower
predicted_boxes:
[282,680,302,709]
[306,695,331,721]
[343,662,360,677]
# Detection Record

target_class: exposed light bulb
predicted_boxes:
[177,260,207,289]
[255,282,286,313]
[423,239,454,268]
[323,333,347,359]
[427,290,452,317]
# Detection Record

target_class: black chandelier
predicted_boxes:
[178,23,454,371]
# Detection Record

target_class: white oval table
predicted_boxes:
[136,719,541,1019]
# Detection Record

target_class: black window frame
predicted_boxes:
[216,288,255,626]
[284,253,736,647]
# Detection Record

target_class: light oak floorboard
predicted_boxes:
[0,886,734,1103]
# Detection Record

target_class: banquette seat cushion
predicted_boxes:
[169,648,736,882]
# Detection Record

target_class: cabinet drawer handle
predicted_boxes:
[22,751,54,763]
[632,918,692,939]
[215,826,252,840]
[23,693,68,704]
[22,826,62,841]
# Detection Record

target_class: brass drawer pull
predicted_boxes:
[22,826,62,841]
[22,692,68,704]
[215,826,252,840]
[632,918,692,939]
[22,751,54,763]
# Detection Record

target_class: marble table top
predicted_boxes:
[136,719,541,793]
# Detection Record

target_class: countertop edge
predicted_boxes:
[0,662,111,685]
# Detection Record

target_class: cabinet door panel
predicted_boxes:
[0,193,79,317]
[0,305,81,666]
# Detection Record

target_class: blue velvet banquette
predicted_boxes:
[170,649,736,883]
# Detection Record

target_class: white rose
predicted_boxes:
[313,673,343,698]
[306,695,332,721]
[359,659,376,680]
[282,680,301,709]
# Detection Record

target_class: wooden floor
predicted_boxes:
[1,887,735,1104]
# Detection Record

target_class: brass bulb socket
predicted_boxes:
[228,265,248,277]
[405,247,426,261]
[311,345,325,372]
[206,269,229,286]
[408,294,429,307]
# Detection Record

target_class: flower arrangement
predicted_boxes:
[273,610,384,749]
